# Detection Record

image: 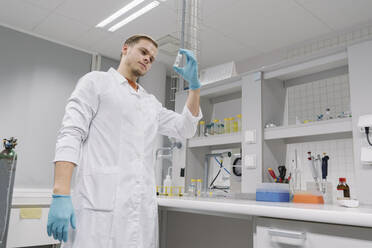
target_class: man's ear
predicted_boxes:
[122,44,129,56]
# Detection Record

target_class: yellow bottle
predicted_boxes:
[232,117,238,133]
[225,118,231,134]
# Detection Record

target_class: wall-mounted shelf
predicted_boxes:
[176,75,242,100]
[188,133,242,148]
[263,51,348,80]
[264,118,352,140]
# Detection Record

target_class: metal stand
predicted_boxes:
[0,138,17,248]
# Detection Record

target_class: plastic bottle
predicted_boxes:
[229,117,234,133]
[225,118,231,134]
[232,117,238,133]
[163,174,172,196]
[337,177,350,200]
[236,114,242,132]
[199,121,205,137]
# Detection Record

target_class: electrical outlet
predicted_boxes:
[245,130,256,144]
[358,114,372,132]
[244,154,256,169]
[360,126,372,133]
[361,147,372,164]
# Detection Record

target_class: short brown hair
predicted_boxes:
[121,34,158,59]
[124,34,158,48]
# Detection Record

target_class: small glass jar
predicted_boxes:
[189,179,197,197]
[220,123,225,134]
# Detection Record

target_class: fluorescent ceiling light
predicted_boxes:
[109,1,160,32]
[96,0,145,28]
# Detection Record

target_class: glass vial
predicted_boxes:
[196,179,202,197]
[199,121,205,137]
[173,52,182,67]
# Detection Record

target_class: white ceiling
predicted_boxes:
[1,0,372,70]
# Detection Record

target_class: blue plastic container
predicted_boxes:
[256,183,290,202]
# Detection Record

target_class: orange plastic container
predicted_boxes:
[293,192,324,204]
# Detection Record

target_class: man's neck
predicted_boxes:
[117,65,137,82]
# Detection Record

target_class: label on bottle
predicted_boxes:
[337,189,344,200]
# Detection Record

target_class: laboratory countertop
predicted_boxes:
[157,196,372,228]
[10,189,372,228]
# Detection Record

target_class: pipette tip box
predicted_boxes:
[256,183,290,202]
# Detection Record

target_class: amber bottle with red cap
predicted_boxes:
[337,177,350,200]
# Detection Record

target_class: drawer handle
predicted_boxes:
[268,228,306,240]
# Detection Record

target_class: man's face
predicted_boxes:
[122,39,158,77]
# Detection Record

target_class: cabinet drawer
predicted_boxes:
[255,217,372,248]
[7,207,59,247]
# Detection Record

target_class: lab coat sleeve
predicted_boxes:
[157,104,202,140]
[54,74,99,166]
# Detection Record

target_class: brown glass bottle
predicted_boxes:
[337,177,350,200]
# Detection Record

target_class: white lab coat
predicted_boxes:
[54,68,202,248]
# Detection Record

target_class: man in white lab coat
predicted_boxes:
[47,34,202,248]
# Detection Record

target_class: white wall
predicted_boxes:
[0,25,92,189]
[348,39,372,204]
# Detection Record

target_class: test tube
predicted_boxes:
[196,179,202,197]
[156,186,160,196]
[178,186,183,196]
[199,121,205,137]
[173,52,182,67]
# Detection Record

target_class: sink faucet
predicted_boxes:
[155,138,182,161]
[155,137,182,185]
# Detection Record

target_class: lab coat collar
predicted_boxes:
[108,67,145,94]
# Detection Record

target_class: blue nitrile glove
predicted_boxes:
[173,48,201,90]
[47,194,76,243]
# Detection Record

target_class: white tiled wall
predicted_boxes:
[287,24,372,59]
[286,138,355,197]
[287,74,350,125]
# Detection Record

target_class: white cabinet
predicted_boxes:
[7,207,58,247]
[254,217,372,248]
